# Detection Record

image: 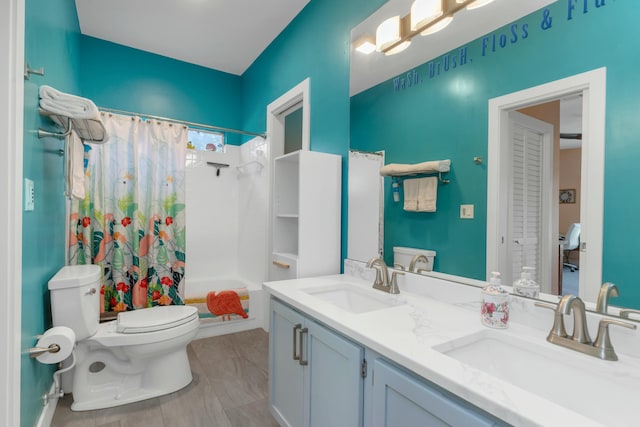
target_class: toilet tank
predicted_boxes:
[393,247,436,272]
[48,265,101,341]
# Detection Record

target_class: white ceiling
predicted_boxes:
[74,0,310,76]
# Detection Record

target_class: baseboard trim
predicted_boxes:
[36,383,59,427]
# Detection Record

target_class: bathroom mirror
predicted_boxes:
[348,0,640,315]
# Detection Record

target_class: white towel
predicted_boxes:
[380,160,450,176]
[403,177,437,212]
[39,85,100,119]
[39,85,109,143]
[67,131,85,200]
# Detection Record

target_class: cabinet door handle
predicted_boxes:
[299,327,309,366]
[272,260,290,269]
[292,323,302,361]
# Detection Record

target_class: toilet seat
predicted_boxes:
[87,305,199,347]
[117,305,198,333]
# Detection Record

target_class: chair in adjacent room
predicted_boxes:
[562,223,581,272]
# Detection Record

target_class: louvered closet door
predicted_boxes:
[510,121,544,284]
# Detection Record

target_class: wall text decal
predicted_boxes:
[393,0,609,92]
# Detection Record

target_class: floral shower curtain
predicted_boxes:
[69,113,188,313]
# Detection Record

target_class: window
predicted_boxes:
[187,129,225,152]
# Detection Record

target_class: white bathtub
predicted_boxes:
[184,277,266,340]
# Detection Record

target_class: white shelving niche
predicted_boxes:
[270,150,341,281]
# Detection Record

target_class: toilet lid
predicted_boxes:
[116,305,198,333]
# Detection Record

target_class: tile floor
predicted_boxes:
[51,328,279,427]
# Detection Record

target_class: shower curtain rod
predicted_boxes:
[98,107,267,139]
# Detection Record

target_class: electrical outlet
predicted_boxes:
[24,178,35,211]
[460,204,474,219]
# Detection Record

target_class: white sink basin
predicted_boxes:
[434,329,639,426]
[302,284,404,314]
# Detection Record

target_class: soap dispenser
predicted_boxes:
[481,272,510,329]
[513,266,540,298]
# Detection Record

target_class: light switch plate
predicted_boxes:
[460,204,474,219]
[24,178,34,211]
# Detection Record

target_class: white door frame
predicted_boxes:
[1,0,24,425]
[503,111,554,292]
[266,78,310,160]
[487,68,606,302]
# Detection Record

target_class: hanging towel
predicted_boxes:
[39,85,109,143]
[403,177,438,212]
[380,159,450,176]
[66,130,85,200]
[184,287,250,323]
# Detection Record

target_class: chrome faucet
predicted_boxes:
[366,257,402,294]
[536,295,637,361]
[408,254,428,273]
[558,295,591,344]
[595,282,619,314]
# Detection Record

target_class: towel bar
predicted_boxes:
[38,109,107,143]
[272,261,290,269]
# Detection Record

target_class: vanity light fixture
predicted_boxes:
[354,35,377,54]
[420,15,453,35]
[366,0,497,55]
[464,0,496,10]
[376,15,411,55]
[410,0,443,31]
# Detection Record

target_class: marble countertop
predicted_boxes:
[264,272,640,427]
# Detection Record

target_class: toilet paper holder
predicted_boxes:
[29,343,61,358]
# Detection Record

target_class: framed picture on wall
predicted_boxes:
[559,188,576,204]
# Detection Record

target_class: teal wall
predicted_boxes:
[22,2,640,424]
[22,0,81,425]
[351,1,640,309]
[242,0,386,262]
[78,36,244,145]
[22,4,246,425]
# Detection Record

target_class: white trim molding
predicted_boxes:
[36,384,59,427]
[267,77,311,158]
[0,0,25,425]
[487,67,606,303]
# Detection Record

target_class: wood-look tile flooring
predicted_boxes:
[51,329,279,427]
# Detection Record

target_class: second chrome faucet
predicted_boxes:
[537,294,636,361]
[366,257,403,294]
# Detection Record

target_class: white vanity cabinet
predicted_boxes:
[368,356,504,427]
[270,150,341,281]
[269,298,364,427]
[270,297,507,427]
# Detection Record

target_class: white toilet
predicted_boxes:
[48,265,200,411]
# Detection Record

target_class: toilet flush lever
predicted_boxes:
[85,287,97,295]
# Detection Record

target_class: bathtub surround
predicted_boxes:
[185,137,270,285]
[185,137,270,338]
